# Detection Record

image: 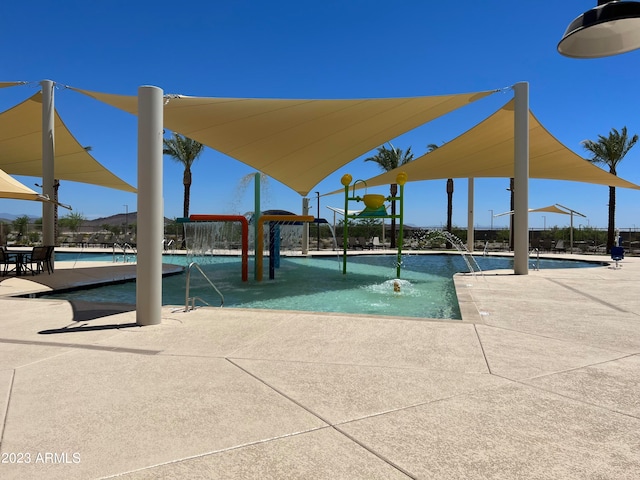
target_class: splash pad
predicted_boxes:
[176,171,480,311]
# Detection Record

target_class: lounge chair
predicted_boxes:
[371,236,384,249]
[348,238,363,250]
[553,240,566,252]
[538,239,552,252]
[359,237,373,250]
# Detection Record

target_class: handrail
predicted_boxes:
[184,262,224,311]
[112,242,137,262]
[530,248,540,271]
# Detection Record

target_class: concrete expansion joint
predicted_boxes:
[332,424,418,479]
[473,324,493,375]
[545,277,631,313]
[512,374,640,422]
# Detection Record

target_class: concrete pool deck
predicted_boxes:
[0,252,639,479]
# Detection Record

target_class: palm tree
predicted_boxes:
[364,144,414,248]
[163,133,205,218]
[426,143,454,236]
[582,126,638,253]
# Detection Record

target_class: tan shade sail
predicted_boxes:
[73,87,496,195]
[496,204,585,217]
[0,92,136,193]
[0,168,45,201]
[0,82,25,89]
[530,205,573,215]
[347,99,640,192]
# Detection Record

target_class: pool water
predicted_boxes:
[47,253,600,320]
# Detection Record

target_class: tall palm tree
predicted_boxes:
[582,126,638,253]
[163,133,205,218]
[364,144,414,248]
[426,143,454,235]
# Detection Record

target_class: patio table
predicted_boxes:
[4,248,31,276]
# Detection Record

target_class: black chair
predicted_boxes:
[1,246,19,276]
[22,246,54,275]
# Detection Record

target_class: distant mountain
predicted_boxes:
[0,213,41,222]
[83,213,173,227]
[83,213,138,228]
[0,212,173,226]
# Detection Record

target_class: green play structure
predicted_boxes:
[340,171,408,278]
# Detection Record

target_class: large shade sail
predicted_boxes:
[0,92,136,193]
[345,99,640,192]
[0,82,25,89]
[0,168,46,201]
[72,87,496,195]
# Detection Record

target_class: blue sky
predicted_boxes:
[1,1,639,231]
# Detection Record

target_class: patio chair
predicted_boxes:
[22,246,54,275]
[611,246,624,269]
[0,246,19,276]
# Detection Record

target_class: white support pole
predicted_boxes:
[467,178,475,252]
[41,80,55,248]
[513,82,529,275]
[570,212,574,253]
[136,86,164,326]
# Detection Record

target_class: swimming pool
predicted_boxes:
[46,253,601,320]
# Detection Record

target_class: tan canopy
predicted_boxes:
[0,168,45,201]
[0,92,136,193]
[0,82,25,89]
[530,204,574,215]
[345,99,640,192]
[496,204,585,217]
[72,87,496,195]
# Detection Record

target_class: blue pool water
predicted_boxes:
[47,253,601,320]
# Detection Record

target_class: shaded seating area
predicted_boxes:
[1,246,54,276]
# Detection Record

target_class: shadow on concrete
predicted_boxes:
[38,300,137,335]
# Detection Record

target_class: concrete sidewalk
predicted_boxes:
[0,254,639,479]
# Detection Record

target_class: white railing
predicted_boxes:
[184,262,224,311]
[112,243,137,263]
